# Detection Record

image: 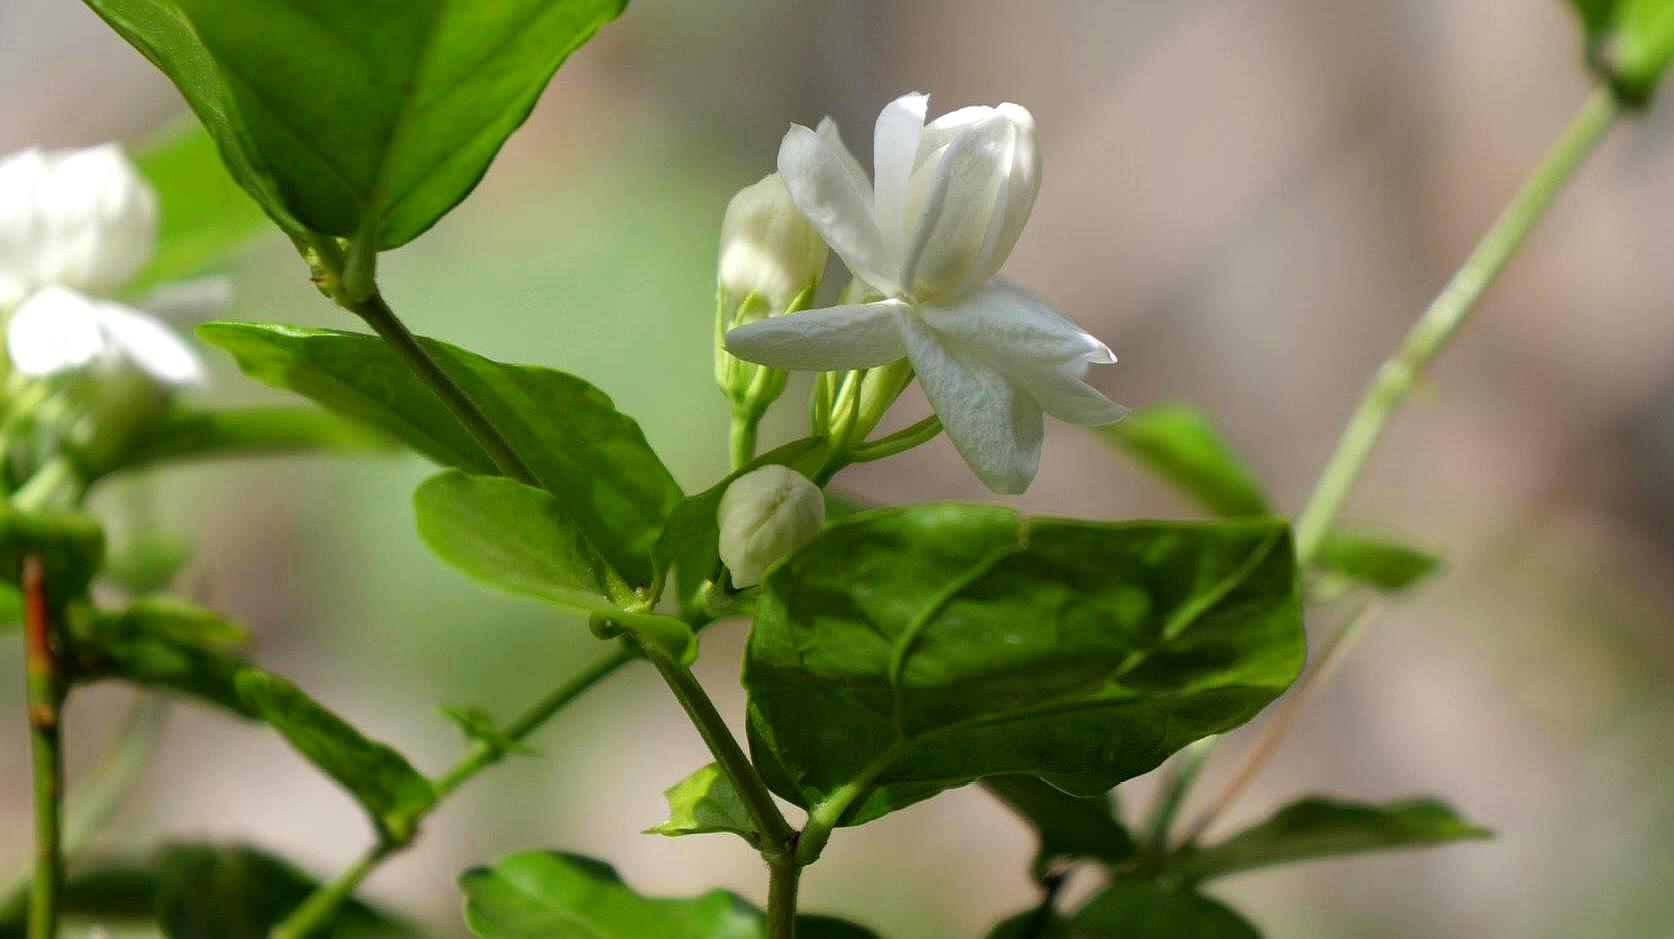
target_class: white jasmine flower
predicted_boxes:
[718,173,828,309]
[717,464,825,587]
[725,94,1125,493]
[0,144,215,387]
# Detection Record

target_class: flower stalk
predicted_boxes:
[21,556,63,939]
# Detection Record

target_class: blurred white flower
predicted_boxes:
[725,94,1124,493]
[0,144,216,387]
[718,172,827,309]
[717,464,825,587]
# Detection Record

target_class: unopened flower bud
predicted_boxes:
[718,173,826,310]
[717,465,825,588]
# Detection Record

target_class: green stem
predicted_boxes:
[13,457,83,511]
[1293,88,1618,562]
[766,861,800,939]
[348,290,538,486]
[730,410,760,472]
[640,642,797,857]
[21,556,62,939]
[271,646,636,939]
[848,414,941,463]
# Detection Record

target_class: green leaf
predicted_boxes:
[67,600,255,716]
[86,0,627,249]
[985,911,1070,939]
[1172,796,1491,883]
[200,323,681,586]
[234,671,435,842]
[0,504,106,598]
[1312,529,1441,594]
[440,704,537,757]
[154,843,419,939]
[1070,879,1260,939]
[93,406,394,482]
[983,776,1135,880]
[0,583,20,634]
[130,124,272,290]
[744,507,1305,825]
[1094,404,1268,517]
[102,530,194,595]
[1569,0,1674,105]
[414,470,614,614]
[460,850,877,939]
[645,763,758,845]
[0,863,159,939]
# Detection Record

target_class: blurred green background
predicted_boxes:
[4,1,1674,936]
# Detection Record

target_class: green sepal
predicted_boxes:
[645,763,758,846]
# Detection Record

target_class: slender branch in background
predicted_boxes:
[1293,89,1619,562]
[21,556,63,939]
[270,645,637,939]
[1178,601,1377,846]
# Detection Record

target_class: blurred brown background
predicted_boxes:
[3,1,1673,936]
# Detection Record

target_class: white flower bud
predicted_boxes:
[718,173,827,309]
[0,144,158,308]
[717,465,825,588]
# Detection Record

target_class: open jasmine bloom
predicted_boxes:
[725,93,1125,493]
[0,144,213,387]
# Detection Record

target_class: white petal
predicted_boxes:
[900,113,1014,301]
[7,286,105,376]
[0,149,48,306]
[30,145,157,294]
[725,300,910,371]
[815,118,872,203]
[919,279,1112,368]
[134,275,235,325]
[97,301,205,387]
[778,124,898,295]
[898,310,1042,494]
[957,104,1040,294]
[871,92,927,258]
[1011,361,1128,426]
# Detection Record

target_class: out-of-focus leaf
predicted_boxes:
[414,470,614,614]
[97,596,247,646]
[1313,529,1441,594]
[1568,0,1674,104]
[440,704,537,758]
[235,671,435,842]
[200,323,681,586]
[1070,879,1260,939]
[645,763,757,845]
[155,843,420,939]
[984,776,1135,879]
[68,601,254,716]
[459,850,878,939]
[1094,404,1268,517]
[0,505,105,598]
[86,0,628,249]
[130,124,271,290]
[93,406,394,482]
[744,507,1305,825]
[0,584,20,634]
[1172,796,1491,883]
[985,910,1070,939]
[101,530,194,596]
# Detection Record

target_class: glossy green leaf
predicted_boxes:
[0,505,105,598]
[1313,529,1441,594]
[87,0,627,249]
[130,124,271,290]
[235,671,435,842]
[155,843,419,939]
[1094,404,1268,517]
[1070,879,1259,939]
[984,776,1135,879]
[415,470,613,614]
[460,851,877,939]
[745,507,1305,825]
[1569,0,1674,104]
[645,763,757,845]
[1173,796,1491,883]
[92,406,394,482]
[200,323,681,586]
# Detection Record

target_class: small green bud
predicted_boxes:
[716,465,824,587]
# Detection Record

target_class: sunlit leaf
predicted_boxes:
[645,763,757,846]
[744,507,1305,825]
[1172,796,1491,883]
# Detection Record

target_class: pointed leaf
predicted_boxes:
[459,850,878,939]
[984,776,1135,880]
[86,0,628,247]
[744,507,1305,825]
[200,323,681,586]
[645,763,758,845]
[1313,529,1441,594]
[235,671,435,842]
[1094,404,1268,517]
[1172,796,1491,883]
[1070,879,1260,939]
